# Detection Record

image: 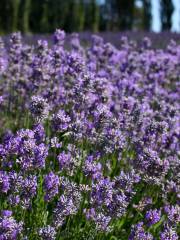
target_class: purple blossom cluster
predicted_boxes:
[0,30,179,239]
[0,210,23,239]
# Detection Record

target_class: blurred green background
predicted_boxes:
[0,0,179,34]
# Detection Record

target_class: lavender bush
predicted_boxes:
[0,30,179,239]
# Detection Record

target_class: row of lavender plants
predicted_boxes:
[3,31,180,50]
[0,30,179,239]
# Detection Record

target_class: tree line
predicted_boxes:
[0,0,175,34]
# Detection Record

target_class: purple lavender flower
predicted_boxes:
[160,225,179,240]
[145,209,161,226]
[53,29,65,46]
[50,137,62,148]
[133,197,152,211]
[52,110,71,132]
[129,222,153,240]
[0,29,179,239]
[0,211,23,239]
[33,123,45,143]
[29,96,49,122]
[57,151,72,171]
[94,213,112,232]
[141,37,152,49]
[1,210,12,217]
[164,205,180,224]
[83,154,102,180]
[7,195,20,206]
[44,172,59,202]
[22,175,37,198]
[1,129,49,171]
[0,37,7,75]
[53,178,82,228]
[0,171,10,193]
[66,52,85,77]
[0,95,4,105]
[38,225,56,240]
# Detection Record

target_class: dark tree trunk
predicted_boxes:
[161,0,174,31]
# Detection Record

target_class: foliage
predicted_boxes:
[0,0,175,33]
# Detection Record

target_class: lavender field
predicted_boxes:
[3,31,180,49]
[0,30,179,239]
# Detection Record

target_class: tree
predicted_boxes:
[161,0,174,31]
[116,0,135,30]
[18,0,31,33]
[105,0,135,31]
[84,0,99,32]
[142,0,152,31]
[104,0,115,31]
[12,0,20,32]
[0,0,11,33]
[66,0,85,32]
[49,0,69,31]
[29,0,43,33]
[77,0,85,32]
[0,0,22,33]
[133,3,144,31]
[40,0,50,33]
